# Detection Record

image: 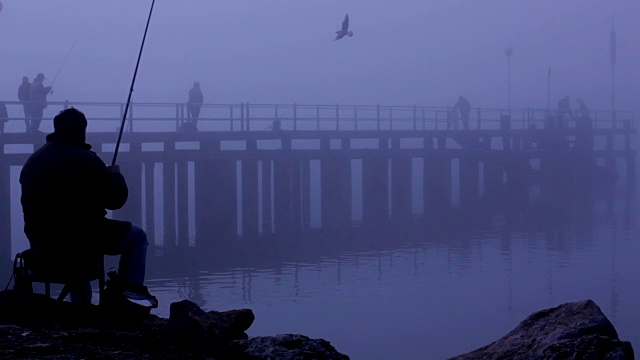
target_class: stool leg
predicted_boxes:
[98,256,105,304]
[58,284,71,301]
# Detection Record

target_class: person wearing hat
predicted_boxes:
[29,72,52,133]
[19,107,151,304]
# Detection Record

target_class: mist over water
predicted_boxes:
[138,186,640,359]
[3,2,640,360]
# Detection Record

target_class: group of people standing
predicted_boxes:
[18,73,52,133]
[12,76,201,134]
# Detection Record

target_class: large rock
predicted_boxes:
[236,333,350,360]
[450,299,634,360]
[168,299,254,340]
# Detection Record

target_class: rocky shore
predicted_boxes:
[0,290,350,359]
[0,291,633,360]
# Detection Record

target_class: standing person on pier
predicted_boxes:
[0,102,8,133]
[556,96,572,128]
[29,73,52,133]
[453,96,471,130]
[186,81,204,131]
[19,108,152,304]
[577,99,590,119]
[18,76,31,132]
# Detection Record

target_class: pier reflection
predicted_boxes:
[143,183,629,321]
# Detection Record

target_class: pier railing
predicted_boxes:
[0,100,634,134]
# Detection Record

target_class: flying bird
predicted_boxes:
[335,14,353,41]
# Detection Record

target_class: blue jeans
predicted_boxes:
[70,225,148,304]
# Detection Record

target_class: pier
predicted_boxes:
[0,101,635,261]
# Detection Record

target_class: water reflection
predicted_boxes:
[134,182,639,359]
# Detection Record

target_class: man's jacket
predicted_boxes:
[20,133,129,253]
[30,80,50,109]
[18,82,30,102]
[188,87,204,105]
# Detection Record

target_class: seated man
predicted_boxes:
[19,107,149,304]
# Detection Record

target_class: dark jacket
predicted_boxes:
[188,87,204,105]
[18,82,31,102]
[30,80,51,109]
[20,133,129,253]
[454,96,471,111]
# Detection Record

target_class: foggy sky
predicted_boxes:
[2,1,639,113]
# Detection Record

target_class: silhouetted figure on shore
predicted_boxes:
[452,96,471,130]
[20,108,151,304]
[29,73,52,133]
[556,96,571,128]
[18,76,31,132]
[186,81,203,131]
[0,103,8,133]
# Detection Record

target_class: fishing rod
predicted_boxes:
[49,39,78,94]
[112,0,156,166]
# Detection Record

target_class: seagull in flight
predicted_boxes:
[335,14,353,41]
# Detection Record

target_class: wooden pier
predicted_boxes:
[0,101,635,261]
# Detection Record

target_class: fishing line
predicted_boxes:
[49,39,78,94]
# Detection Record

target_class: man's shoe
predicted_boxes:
[122,284,159,308]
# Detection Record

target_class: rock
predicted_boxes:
[0,291,350,359]
[450,299,634,360]
[236,333,350,360]
[168,299,254,341]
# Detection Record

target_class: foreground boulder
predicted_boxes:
[450,299,634,360]
[0,290,349,359]
[237,334,350,360]
[168,299,255,340]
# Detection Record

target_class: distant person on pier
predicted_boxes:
[447,106,459,130]
[556,96,572,128]
[577,99,590,118]
[18,76,31,132]
[0,102,8,133]
[29,73,52,133]
[453,96,471,130]
[186,81,204,131]
[20,108,152,304]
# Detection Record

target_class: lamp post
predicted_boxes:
[610,18,617,126]
[505,46,513,117]
[547,66,551,116]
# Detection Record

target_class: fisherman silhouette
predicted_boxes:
[20,108,152,304]
[29,73,52,133]
[335,14,353,41]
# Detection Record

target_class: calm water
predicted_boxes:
[7,161,637,359]
[132,189,640,360]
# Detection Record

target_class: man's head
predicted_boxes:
[35,73,46,81]
[53,108,87,143]
[194,81,200,88]
[22,76,29,83]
